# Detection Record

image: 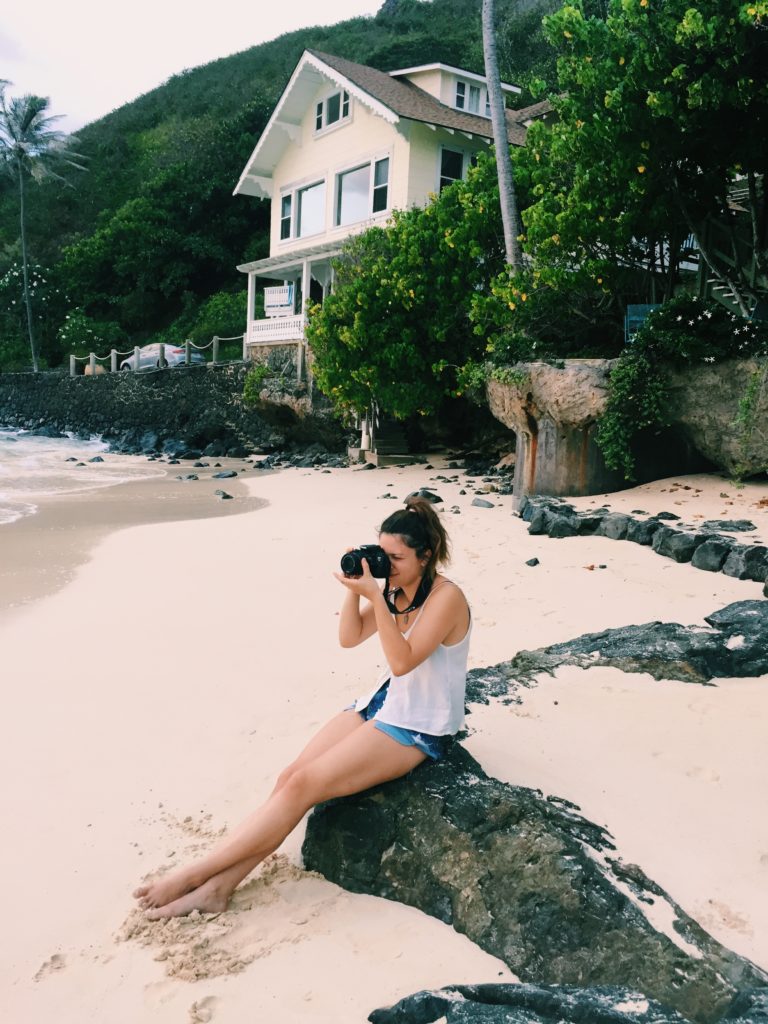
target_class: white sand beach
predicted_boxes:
[2,458,767,1023]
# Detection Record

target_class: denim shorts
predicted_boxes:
[345,681,452,762]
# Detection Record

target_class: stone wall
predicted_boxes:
[0,364,344,450]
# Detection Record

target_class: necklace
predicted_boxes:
[385,575,433,626]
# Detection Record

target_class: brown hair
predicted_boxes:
[379,495,450,581]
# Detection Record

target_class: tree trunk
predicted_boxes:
[482,0,523,271]
[18,162,40,373]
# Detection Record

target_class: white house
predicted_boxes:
[234,48,545,372]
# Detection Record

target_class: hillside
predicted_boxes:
[0,0,557,368]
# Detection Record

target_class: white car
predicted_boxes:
[120,343,207,371]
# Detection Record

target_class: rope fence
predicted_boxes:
[69,335,246,377]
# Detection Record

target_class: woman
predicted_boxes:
[134,495,470,919]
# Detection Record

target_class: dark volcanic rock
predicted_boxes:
[597,513,632,540]
[212,470,238,479]
[303,745,766,1024]
[701,520,757,534]
[651,527,707,563]
[692,538,737,572]
[722,545,768,582]
[626,518,664,546]
[368,983,691,1023]
[469,600,768,687]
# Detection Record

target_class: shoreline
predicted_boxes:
[2,462,766,1022]
[0,457,266,615]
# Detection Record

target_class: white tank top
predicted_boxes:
[354,582,472,736]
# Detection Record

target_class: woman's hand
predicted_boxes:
[333,556,383,603]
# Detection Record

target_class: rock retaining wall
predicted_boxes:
[0,364,344,451]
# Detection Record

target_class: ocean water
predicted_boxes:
[0,428,161,526]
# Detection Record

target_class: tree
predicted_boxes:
[518,0,768,315]
[0,85,85,370]
[482,0,524,270]
[307,153,506,419]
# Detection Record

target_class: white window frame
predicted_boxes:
[278,176,328,242]
[333,152,392,228]
[454,78,490,118]
[437,146,467,192]
[314,89,351,135]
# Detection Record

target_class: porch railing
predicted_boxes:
[264,284,294,318]
[247,315,306,345]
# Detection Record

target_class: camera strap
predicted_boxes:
[384,574,433,617]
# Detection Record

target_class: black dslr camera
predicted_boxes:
[340,544,391,578]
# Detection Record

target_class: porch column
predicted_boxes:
[246,272,256,355]
[299,259,311,382]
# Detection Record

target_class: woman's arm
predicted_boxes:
[336,563,468,674]
[337,586,379,648]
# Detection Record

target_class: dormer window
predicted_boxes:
[455,80,486,116]
[315,90,350,132]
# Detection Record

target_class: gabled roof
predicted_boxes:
[505,99,554,146]
[234,50,529,200]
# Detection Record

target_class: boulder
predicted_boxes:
[597,513,632,541]
[722,545,768,582]
[651,528,706,563]
[303,743,766,1024]
[692,538,737,573]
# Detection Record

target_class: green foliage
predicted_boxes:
[307,152,506,418]
[515,0,768,314]
[597,296,768,479]
[242,363,272,406]
[56,307,124,358]
[732,364,768,481]
[0,261,69,369]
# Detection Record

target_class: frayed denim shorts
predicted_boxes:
[345,681,452,762]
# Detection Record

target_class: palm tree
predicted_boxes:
[482,0,523,271]
[0,84,85,371]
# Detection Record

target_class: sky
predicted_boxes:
[1,0,383,133]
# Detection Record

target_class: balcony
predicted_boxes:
[247,314,306,346]
[264,284,295,318]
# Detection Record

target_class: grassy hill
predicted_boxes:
[0,0,557,369]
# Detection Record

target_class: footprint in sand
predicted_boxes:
[189,995,217,1022]
[33,953,66,981]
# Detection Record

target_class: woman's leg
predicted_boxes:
[132,713,367,917]
[135,721,425,918]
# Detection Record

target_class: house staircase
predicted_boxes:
[691,216,767,317]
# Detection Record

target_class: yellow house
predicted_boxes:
[234,49,543,371]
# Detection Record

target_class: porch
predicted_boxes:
[238,241,343,375]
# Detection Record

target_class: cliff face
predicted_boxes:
[486,359,768,497]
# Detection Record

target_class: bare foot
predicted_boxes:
[133,864,200,909]
[145,878,231,920]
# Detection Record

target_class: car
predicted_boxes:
[119,342,207,371]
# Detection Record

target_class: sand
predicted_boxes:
[2,458,767,1022]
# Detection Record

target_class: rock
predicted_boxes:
[597,512,632,540]
[471,497,495,509]
[226,444,250,458]
[179,449,202,461]
[525,557,540,567]
[691,537,737,573]
[700,520,757,533]
[368,983,692,1023]
[202,441,227,458]
[722,545,768,582]
[176,474,198,481]
[88,455,104,463]
[626,517,664,545]
[65,456,78,462]
[212,470,238,479]
[303,744,765,1024]
[547,514,578,538]
[651,527,706,563]
[214,490,233,500]
[655,511,681,521]
[472,600,768,688]
[407,488,442,504]
[193,461,208,468]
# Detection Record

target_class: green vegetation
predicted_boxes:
[0,0,557,372]
[307,152,505,419]
[596,296,768,479]
[242,363,273,406]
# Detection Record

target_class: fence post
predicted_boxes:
[89,352,96,376]
[134,346,141,371]
[110,350,118,373]
[70,354,77,377]
[212,336,220,365]
[185,339,191,365]
[242,332,247,362]
[158,343,165,368]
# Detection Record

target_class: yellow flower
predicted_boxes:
[597,277,603,284]
[640,0,648,7]
[508,302,517,310]
[637,165,646,173]
[619,56,625,65]
[564,29,573,38]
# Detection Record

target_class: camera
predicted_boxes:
[340,544,391,578]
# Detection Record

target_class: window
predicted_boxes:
[297,181,326,237]
[468,84,481,114]
[372,158,389,213]
[280,194,292,240]
[455,81,466,110]
[439,148,465,191]
[335,157,390,227]
[455,79,490,117]
[315,90,350,132]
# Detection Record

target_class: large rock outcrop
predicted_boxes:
[486,359,767,498]
[369,983,768,1023]
[302,744,767,1024]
